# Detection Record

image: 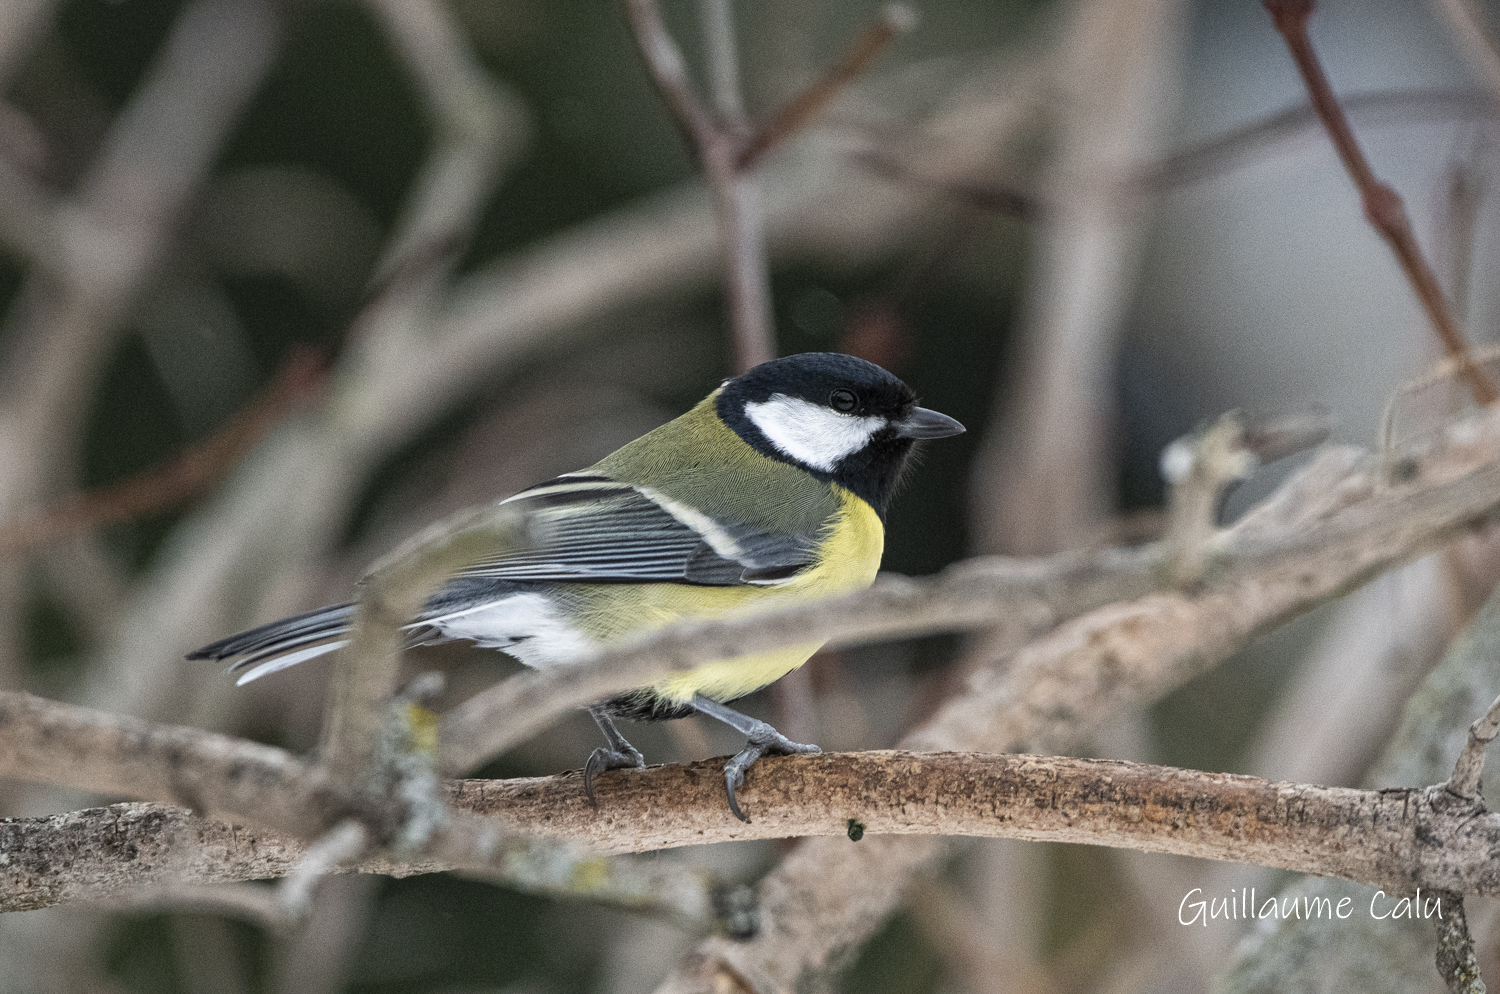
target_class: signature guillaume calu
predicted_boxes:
[1179,888,1444,925]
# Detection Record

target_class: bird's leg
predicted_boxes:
[584,707,646,805]
[690,694,820,822]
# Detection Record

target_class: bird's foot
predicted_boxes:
[584,743,645,805]
[723,726,821,823]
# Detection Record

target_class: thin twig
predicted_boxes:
[1444,691,1500,799]
[853,150,1041,220]
[1158,407,1330,585]
[1444,149,1484,322]
[621,0,719,151]
[0,348,325,558]
[696,0,773,375]
[1139,89,1497,194]
[362,0,527,291]
[1159,412,1255,587]
[1263,0,1498,404]
[872,89,1500,224]
[624,0,913,373]
[736,4,917,170]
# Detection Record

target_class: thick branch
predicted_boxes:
[13,751,1500,915]
[0,801,716,925]
[0,691,717,925]
[1222,549,1500,992]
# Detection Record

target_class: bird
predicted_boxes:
[190,352,964,821]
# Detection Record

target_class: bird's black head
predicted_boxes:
[716,353,964,517]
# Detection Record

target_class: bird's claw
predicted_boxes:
[722,731,821,823]
[584,744,644,806]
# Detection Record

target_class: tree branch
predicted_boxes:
[320,502,529,795]
[736,4,916,170]
[623,0,913,374]
[621,0,720,152]
[655,411,1500,992]
[0,691,721,927]
[0,690,333,838]
[15,750,1500,920]
[1222,552,1500,992]
[1434,891,1485,994]
[1445,688,1500,800]
[1263,0,1497,404]
[362,0,528,290]
[622,0,773,372]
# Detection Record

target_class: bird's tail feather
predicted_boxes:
[188,603,356,684]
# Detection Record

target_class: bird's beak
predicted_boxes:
[894,407,965,439]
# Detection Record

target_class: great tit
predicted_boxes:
[190,352,964,820]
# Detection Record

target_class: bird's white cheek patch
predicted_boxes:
[744,395,884,471]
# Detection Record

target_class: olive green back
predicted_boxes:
[587,392,840,536]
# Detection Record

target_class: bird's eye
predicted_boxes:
[829,388,858,412]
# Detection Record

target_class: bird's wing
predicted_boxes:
[456,473,819,586]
